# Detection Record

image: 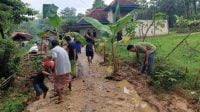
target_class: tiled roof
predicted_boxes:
[12,32,34,41]
[78,9,109,24]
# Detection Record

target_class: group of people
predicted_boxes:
[29,31,157,104]
[30,34,96,104]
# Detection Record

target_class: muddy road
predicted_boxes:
[25,50,195,112]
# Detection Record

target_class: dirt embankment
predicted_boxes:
[108,63,199,112]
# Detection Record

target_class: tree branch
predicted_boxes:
[142,18,155,42]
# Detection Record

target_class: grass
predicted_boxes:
[116,32,200,75]
[0,87,31,112]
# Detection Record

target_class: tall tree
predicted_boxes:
[60,7,77,18]
[60,7,78,25]
[92,0,107,9]
[77,13,84,20]
[0,0,36,38]
[86,0,107,14]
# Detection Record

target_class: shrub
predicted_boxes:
[175,16,200,33]
[152,67,186,91]
[0,38,21,79]
[152,57,186,91]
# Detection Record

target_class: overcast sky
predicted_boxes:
[22,0,113,14]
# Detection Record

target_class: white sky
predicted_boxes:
[22,0,113,14]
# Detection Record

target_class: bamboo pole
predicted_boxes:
[166,32,192,58]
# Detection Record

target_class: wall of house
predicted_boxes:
[135,20,169,37]
[107,10,114,23]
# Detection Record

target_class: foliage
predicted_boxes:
[60,7,76,19]
[60,7,84,25]
[175,15,200,33]
[0,86,31,112]
[49,15,62,28]
[92,0,107,9]
[29,56,45,72]
[86,0,107,14]
[43,4,58,19]
[65,32,88,45]
[13,17,53,35]
[0,38,21,78]
[136,0,200,27]
[83,13,134,73]
[125,19,138,37]
[0,98,25,112]
[0,0,37,38]
[152,65,186,91]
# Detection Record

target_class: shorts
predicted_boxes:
[86,51,94,58]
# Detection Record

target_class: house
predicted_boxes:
[64,0,169,38]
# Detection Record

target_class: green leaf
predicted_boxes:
[49,15,62,28]
[83,17,112,35]
[113,13,133,34]
[43,4,58,18]
[114,3,120,22]
[65,32,88,45]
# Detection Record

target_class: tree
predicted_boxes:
[60,7,79,25]
[86,0,107,14]
[92,0,107,9]
[60,7,77,19]
[0,0,36,38]
[77,13,84,20]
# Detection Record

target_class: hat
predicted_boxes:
[44,60,54,68]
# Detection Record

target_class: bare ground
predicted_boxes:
[25,50,197,112]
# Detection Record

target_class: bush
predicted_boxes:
[152,67,186,91]
[0,38,21,79]
[175,16,200,33]
[0,94,28,112]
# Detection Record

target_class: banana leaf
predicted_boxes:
[65,32,88,45]
[83,17,113,35]
[49,15,62,28]
[113,13,133,34]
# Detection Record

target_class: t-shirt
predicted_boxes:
[76,43,81,53]
[86,44,94,52]
[52,46,71,75]
[67,42,78,60]
[135,42,156,54]
[31,71,45,84]
[86,38,95,52]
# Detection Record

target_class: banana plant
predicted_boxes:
[65,32,88,45]
[83,13,133,73]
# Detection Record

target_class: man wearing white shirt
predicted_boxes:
[51,40,71,104]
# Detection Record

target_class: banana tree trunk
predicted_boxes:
[103,44,106,62]
[112,42,118,74]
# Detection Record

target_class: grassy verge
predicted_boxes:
[119,32,200,72]
[98,32,200,92]
[0,87,31,112]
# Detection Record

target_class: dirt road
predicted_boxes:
[25,50,157,112]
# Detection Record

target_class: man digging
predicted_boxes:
[127,42,157,75]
